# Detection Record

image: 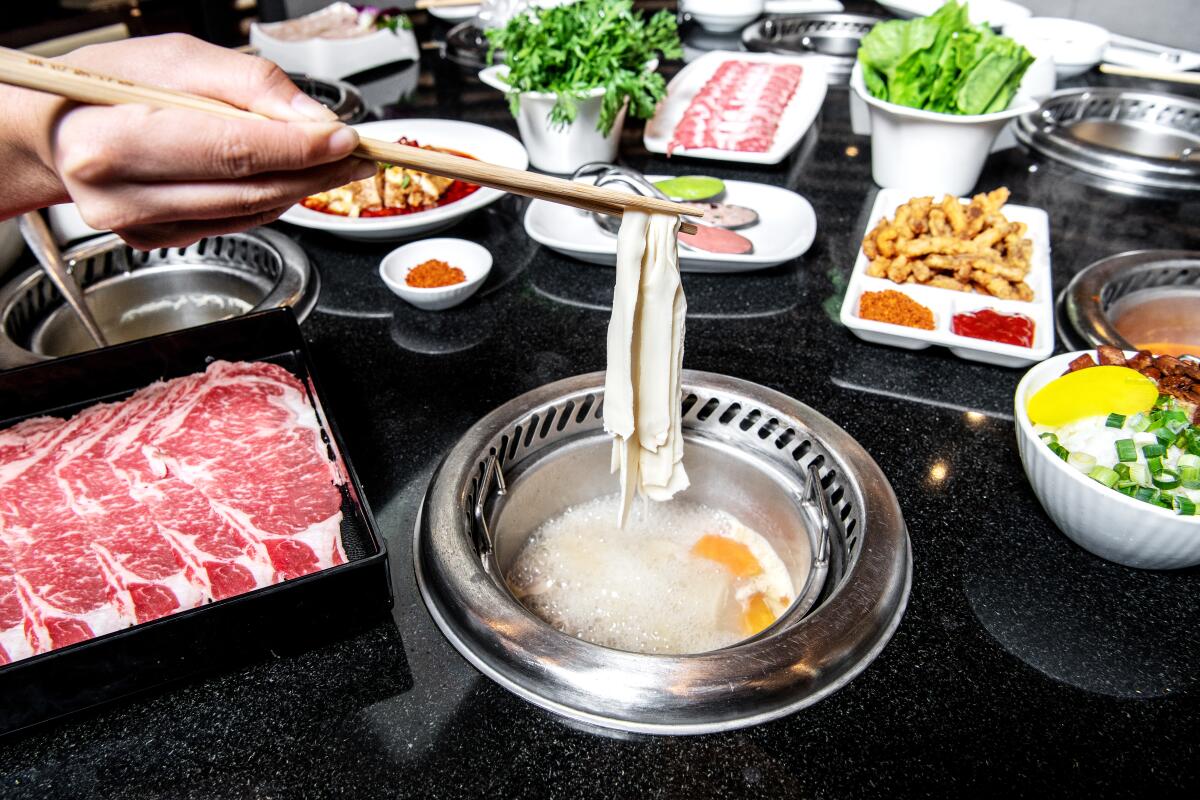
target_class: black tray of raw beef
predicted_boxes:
[0,308,392,735]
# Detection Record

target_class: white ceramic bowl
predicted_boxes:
[250,13,418,80]
[682,0,765,34]
[1003,17,1109,79]
[1015,351,1200,570]
[850,62,1038,196]
[479,64,648,174]
[280,119,528,242]
[379,238,492,311]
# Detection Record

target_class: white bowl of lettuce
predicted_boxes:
[853,0,1039,195]
[481,0,679,173]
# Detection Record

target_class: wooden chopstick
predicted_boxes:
[1099,63,1200,85]
[0,47,703,232]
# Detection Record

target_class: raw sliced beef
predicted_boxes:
[0,360,345,665]
[668,60,803,155]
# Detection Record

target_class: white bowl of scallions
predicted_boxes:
[1015,351,1200,570]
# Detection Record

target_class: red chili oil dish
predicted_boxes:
[301,137,480,218]
[951,308,1036,348]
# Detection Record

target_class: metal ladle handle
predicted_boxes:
[18,211,108,348]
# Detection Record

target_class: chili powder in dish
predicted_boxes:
[858,290,935,330]
[951,308,1035,347]
[406,259,466,288]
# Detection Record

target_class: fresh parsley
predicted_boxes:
[486,0,681,136]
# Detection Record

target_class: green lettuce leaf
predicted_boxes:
[856,0,1033,115]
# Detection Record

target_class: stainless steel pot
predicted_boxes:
[0,229,317,367]
[416,371,911,734]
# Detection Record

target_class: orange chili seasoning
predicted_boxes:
[858,289,935,330]
[406,259,466,288]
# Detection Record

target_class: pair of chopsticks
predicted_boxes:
[1098,63,1200,86]
[0,46,701,233]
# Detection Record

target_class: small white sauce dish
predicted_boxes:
[379,238,492,311]
[1003,17,1110,79]
[681,0,765,34]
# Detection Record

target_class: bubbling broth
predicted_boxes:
[505,494,794,655]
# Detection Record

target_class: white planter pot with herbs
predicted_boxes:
[479,0,681,174]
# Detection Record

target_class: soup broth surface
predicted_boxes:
[506,494,794,655]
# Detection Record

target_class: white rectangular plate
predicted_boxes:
[839,188,1055,368]
[643,51,827,165]
[524,177,817,273]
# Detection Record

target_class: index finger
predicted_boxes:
[66,33,336,123]
[56,104,362,183]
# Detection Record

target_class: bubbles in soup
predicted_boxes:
[505,494,794,655]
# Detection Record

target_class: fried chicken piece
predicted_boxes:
[876,225,899,258]
[863,230,879,260]
[928,208,950,237]
[970,269,1020,299]
[1097,345,1127,366]
[887,256,913,283]
[1140,367,1162,381]
[941,194,967,234]
[927,275,968,291]
[867,257,889,278]
[1013,282,1034,302]
[1066,354,1097,373]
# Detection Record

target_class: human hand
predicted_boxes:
[14,34,375,248]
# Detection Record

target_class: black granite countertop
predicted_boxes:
[3,6,1200,798]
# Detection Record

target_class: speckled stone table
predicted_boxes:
[2,8,1198,798]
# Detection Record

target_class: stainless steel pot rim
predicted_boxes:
[1063,249,1200,352]
[1015,88,1200,192]
[415,370,912,734]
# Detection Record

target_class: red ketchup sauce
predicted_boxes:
[301,137,480,217]
[951,308,1035,348]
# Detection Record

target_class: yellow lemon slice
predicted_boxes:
[1027,366,1159,426]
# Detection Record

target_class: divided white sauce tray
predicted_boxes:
[839,188,1055,368]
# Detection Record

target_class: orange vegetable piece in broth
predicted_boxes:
[741,593,776,636]
[691,534,763,577]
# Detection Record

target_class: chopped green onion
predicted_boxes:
[1175,496,1198,516]
[1131,414,1151,433]
[1114,463,1131,480]
[1115,439,1138,462]
[1147,455,1163,474]
[1155,493,1174,509]
[1068,452,1097,473]
[1116,483,1138,497]
[1129,463,1152,487]
[1039,432,1058,444]
[1141,443,1165,459]
[1105,413,1126,428]
[1048,443,1069,461]
[1134,487,1157,504]
[1180,454,1200,468]
[1180,466,1200,489]
[1154,393,1171,408]
[1154,427,1176,446]
[1153,469,1182,490]
[1088,465,1120,488]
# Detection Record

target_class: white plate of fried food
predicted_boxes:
[280,119,528,241]
[839,187,1054,368]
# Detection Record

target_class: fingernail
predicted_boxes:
[328,126,360,155]
[291,91,337,122]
